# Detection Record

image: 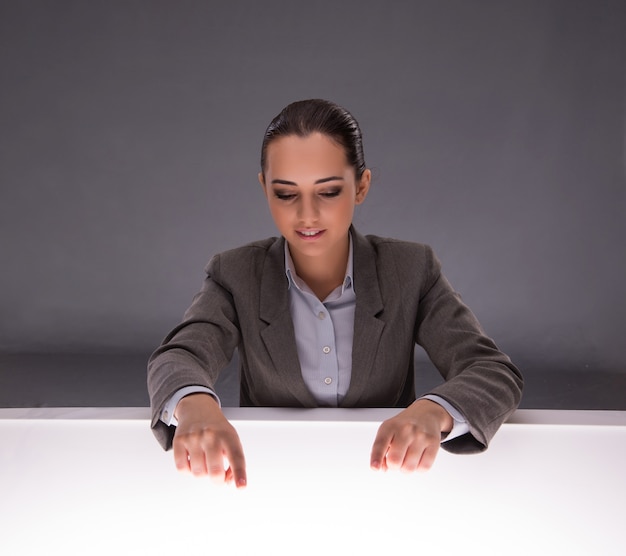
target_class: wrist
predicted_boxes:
[412,399,453,434]
[174,392,218,421]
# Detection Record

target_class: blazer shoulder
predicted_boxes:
[203,236,282,282]
[357,233,442,293]
[364,233,439,266]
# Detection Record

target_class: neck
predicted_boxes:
[290,236,349,300]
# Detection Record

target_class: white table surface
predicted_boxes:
[1,408,625,556]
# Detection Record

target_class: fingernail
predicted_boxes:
[237,478,247,488]
[371,461,380,470]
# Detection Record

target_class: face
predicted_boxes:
[259,132,371,265]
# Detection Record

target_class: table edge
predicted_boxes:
[0,407,625,426]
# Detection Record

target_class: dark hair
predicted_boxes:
[261,99,367,179]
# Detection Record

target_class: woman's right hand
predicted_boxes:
[172,393,247,488]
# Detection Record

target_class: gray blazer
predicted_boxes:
[148,228,523,454]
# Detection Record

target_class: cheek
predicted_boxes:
[338,197,357,216]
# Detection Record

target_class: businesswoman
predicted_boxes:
[147,99,523,488]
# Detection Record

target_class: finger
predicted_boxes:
[224,439,247,488]
[172,439,191,473]
[224,466,234,484]
[204,445,227,483]
[416,443,439,472]
[188,445,210,477]
[380,425,415,471]
[384,438,411,471]
[224,465,247,488]
[397,431,433,472]
[370,425,393,470]
[399,433,440,473]
[399,443,424,473]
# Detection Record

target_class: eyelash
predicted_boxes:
[274,190,341,201]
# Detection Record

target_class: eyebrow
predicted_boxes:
[270,176,345,186]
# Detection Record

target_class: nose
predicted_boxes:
[297,194,320,224]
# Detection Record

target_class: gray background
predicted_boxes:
[1,0,625,409]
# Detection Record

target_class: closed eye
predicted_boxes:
[274,191,297,201]
[272,187,342,201]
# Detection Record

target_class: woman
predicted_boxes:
[147,99,523,488]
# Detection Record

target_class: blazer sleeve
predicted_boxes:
[147,253,241,450]
[414,246,523,454]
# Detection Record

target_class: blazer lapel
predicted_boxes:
[259,237,318,407]
[341,228,385,406]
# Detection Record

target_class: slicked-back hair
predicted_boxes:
[261,99,367,179]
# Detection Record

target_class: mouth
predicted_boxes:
[296,229,325,239]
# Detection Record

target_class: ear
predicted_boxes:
[355,169,371,205]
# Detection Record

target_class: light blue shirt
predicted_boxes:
[284,238,355,406]
[161,234,469,442]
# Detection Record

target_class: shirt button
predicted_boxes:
[163,411,169,421]
[318,311,326,320]
[324,377,332,385]
[322,346,331,354]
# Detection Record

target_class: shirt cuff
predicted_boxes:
[160,386,220,427]
[419,394,470,443]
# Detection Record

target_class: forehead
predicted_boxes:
[265,133,349,176]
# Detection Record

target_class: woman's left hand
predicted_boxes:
[370,399,453,473]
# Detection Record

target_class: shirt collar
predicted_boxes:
[284,233,354,295]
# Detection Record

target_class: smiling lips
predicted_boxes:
[297,229,325,239]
